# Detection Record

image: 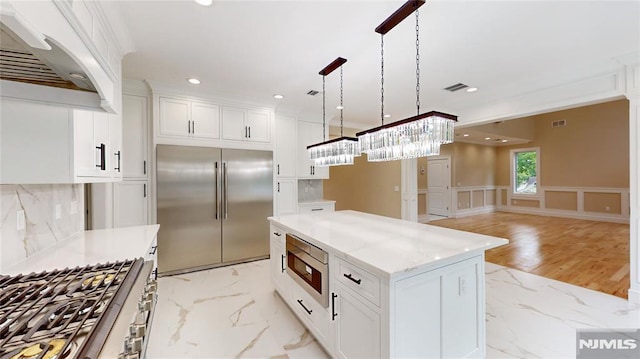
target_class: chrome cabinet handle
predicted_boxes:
[281,254,286,272]
[311,208,323,212]
[277,182,280,192]
[192,120,195,134]
[96,143,106,170]
[277,164,280,175]
[114,151,121,172]
[143,160,147,175]
[297,299,312,315]
[344,273,362,285]
[143,183,147,198]
[332,293,338,320]
[248,126,251,138]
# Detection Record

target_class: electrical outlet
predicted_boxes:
[394,185,400,192]
[55,204,62,220]
[71,201,78,215]
[16,210,25,231]
[605,206,611,212]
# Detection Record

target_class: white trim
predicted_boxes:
[454,206,496,219]
[495,185,630,224]
[401,159,418,222]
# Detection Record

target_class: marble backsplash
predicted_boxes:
[0,184,84,271]
[297,179,323,202]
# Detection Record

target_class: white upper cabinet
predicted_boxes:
[275,116,296,178]
[296,121,329,179]
[159,97,220,139]
[0,100,121,184]
[122,94,148,178]
[191,102,220,139]
[222,106,271,143]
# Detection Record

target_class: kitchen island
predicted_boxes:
[268,210,508,358]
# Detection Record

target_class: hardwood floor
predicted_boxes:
[428,212,630,298]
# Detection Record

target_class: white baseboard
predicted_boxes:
[495,205,629,224]
[453,206,495,218]
[628,288,640,304]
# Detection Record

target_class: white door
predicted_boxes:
[427,157,450,217]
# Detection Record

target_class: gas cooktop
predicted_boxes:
[0,259,146,359]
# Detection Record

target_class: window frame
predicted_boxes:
[510,147,540,198]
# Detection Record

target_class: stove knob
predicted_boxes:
[143,292,154,302]
[130,323,146,338]
[127,336,144,353]
[138,299,152,312]
[118,353,139,359]
[146,282,157,294]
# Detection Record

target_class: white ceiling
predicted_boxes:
[111,0,639,129]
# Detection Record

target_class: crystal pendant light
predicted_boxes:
[357,0,457,162]
[307,58,360,167]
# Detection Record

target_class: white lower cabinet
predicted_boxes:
[276,179,297,215]
[289,278,332,349]
[332,282,381,359]
[113,180,148,227]
[270,227,289,298]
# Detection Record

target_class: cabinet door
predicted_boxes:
[122,95,148,178]
[275,116,296,177]
[191,102,220,139]
[74,110,96,177]
[159,97,190,137]
[276,179,297,215]
[113,181,148,227]
[109,114,122,178]
[296,121,329,179]
[333,283,381,359]
[221,106,247,141]
[93,112,110,177]
[246,110,270,143]
[270,233,289,298]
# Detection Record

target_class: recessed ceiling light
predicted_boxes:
[273,94,284,99]
[336,105,344,110]
[466,87,478,93]
[69,72,86,80]
[383,114,391,118]
[194,0,213,6]
[502,139,508,143]
[484,137,491,140]
[463,133,469,137]
[188,78,201,85]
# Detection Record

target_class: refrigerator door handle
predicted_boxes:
[223,162,229,219]
[214,162,219,219]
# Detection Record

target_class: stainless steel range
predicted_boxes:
[0,258,157,359]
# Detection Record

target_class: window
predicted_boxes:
[511,148,539,195]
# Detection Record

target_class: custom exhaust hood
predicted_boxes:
[0,1,116,113]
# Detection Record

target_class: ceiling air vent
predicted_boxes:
[552,120,567,128]
[306,90,320,96]
[444,83,469,92]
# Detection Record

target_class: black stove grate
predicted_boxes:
[0,259,143,359]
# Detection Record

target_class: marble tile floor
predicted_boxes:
[147,260,640,359]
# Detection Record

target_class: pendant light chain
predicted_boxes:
[415,9,420,115]
[380,34,385,125]
[322,75,326,140]
[340,65,344,137]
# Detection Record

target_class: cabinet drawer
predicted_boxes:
[298,203,335,213]
[290,280,330,344]
[335,258,380,307]
[270,225,285,245]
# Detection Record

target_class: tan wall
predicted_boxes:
[449,142,497,187]
[584,192,622,214]
[501,189,507,205]
[545,191,578,211]
[496,100,629,188]
[323,154,402,219]
[418,193,427,215]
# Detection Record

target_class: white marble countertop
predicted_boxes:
[297,199,336,206]
[2,225,160,275]
[269,210,508,278]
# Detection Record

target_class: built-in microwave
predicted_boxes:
[285,233,329,307]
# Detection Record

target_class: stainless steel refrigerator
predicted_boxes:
[156,145,273,275]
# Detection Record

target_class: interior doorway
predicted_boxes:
[427,157,451,219]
